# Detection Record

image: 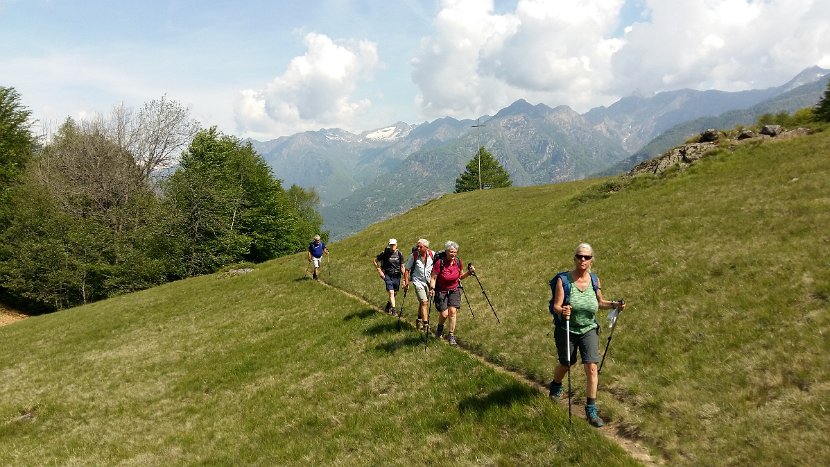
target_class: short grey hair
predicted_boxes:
[313,235,321,241]
[418,238,430,248]
[444,240,459,252]
[574,242,593,256]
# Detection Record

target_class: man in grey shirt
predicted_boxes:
[403,238,434,331]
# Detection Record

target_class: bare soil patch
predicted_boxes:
[0,304,28,327]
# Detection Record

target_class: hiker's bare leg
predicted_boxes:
[584,363,598,399]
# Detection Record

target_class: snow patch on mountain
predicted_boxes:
[363,123,414,141]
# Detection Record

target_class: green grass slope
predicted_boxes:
[326,129,830,465]
[0,260,633,465]
[2,129,828,466]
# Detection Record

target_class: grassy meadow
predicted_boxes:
[2,128,828,465]
[326,129,830,465]
[0,257,633,465]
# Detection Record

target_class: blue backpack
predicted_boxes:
[548,271,599,327]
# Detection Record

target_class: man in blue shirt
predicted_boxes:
[307,235,329,280]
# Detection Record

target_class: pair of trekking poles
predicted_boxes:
[304,254,331,279]
[564,299,624,423]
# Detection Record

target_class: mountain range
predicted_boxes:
[250,66,829,239]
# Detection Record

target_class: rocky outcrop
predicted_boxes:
[628,126,812,176]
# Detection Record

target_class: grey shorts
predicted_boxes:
[554,325,600,365]
[434,289,461,312]
[413,282,429,302]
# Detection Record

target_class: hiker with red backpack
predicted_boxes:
[428,241,475,346]
[402,239,434,330]
[373,239,405,315]
[548,243,626,427]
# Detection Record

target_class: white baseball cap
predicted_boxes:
[388,238,397,245]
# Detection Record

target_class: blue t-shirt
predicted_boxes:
[308,241,326,258]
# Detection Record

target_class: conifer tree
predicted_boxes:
[815,80,830,123]
[455,147,512,193]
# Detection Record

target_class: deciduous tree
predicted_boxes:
[164,128,311,275]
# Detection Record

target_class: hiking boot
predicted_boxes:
[435,324,444,339]
[447,335,458,346]
[313,271,318,280]
[384,302,391,313]
[388,306,397,316]
[548,381,563,399]
[422,321,429,333]
[585,405,604,427]
[415,318,423,330]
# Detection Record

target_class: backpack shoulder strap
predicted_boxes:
[590,272,599,295]
[549,271,570,317]
[559,272,572,304]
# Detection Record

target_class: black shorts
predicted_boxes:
[434,289,461,311]
[553,325,600,365]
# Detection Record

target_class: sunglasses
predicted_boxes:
[575,254,593,261]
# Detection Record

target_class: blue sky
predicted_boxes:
[2,0,829,140]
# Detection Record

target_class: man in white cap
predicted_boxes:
[372,238,405,314]
[307,234,329,280]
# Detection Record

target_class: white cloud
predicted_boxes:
[412,0,830,119]
[234,32,380,139]
[412,0,626,119]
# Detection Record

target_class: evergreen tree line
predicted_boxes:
[0,87,324,312]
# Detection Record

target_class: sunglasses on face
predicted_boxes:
[575,254,593,261]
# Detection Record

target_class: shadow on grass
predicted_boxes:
[374,334,425,353]
[363,320,399,336]
[458,382,538,417]
[342,309,376,321]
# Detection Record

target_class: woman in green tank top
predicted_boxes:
[549,243,627,427]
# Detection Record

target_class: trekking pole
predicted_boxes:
[397,286,407,331]
[566,314,572,424]
[599,299,624,374]
[458,280,476,319]
[424,296,431,351]
[468,264,500,323]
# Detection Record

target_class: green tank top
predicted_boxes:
[568,273,599,334]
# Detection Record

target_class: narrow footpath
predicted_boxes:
[317,278,661,466]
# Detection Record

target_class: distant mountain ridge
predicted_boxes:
[250,66,830,238]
